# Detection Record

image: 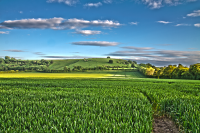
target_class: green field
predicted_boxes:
[0,77,199,132]
[48,58,131,70]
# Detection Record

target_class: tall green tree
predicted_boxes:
[189,64,200,79]
[163,65,176,78]
[5,56,10,60]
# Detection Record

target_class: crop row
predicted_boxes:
[0,78,199,132]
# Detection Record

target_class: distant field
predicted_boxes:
[0,72,112,79]
[49,58,131,70]
[0,71,146,79]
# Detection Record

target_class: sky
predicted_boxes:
[0,0,200,66]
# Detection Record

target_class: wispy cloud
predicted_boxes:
[0,31,9,34]
[46,0,79,6]
[84,2,102,7]
[3,49,26,52]
[19,11,23,14]
[0,18,121,30]
[187,10,200,17]
[142,0,162,9]
[194,23,200,27]
[33,52,46,55]
[75,30,101,35]
[175,24,191,26]
[130,22,138,25]
[72,41,119,46]
[157,21,172,24]
[142,0,195,9]
[121,46,153,50]
[106,49,200,66]
[103,0,112,4]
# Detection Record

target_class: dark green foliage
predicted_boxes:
[128,60,132,64]
[132,61,137,64]
[109,60,113,63]
[5,56,10,60]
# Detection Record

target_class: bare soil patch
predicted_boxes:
[153,117,180,133]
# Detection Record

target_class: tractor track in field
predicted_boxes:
[153,116,180,133]
[140,91,180,133]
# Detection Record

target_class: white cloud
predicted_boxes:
[142,0,162,9]
[46,0,78,6]
[130,22,138,25]
[60,18,121,29]
[75,30,101,35]
[0,18,121,30]
[103,0,112,4]
[175,24,191,26]
[33,52,46,55]
[187,10,200,17]
[19,11,23,14]
[84,2,102,7]
[72,41,119,46]
[142,0,195,9]
[0,17,64,29]
[194,23,200,27]
[0,31,9,34]
[183,17,186,19]
[157,21,172,24]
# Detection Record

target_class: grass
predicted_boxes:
[48,58,131,70]
[0,78,199,132]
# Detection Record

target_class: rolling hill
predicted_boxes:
[48,58,134,70]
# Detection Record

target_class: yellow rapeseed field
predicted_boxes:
[0,73,113,79]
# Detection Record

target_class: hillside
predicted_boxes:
[48,58,134,70]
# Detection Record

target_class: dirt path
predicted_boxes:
[153,117,180,133]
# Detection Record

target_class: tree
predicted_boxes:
[132,61,137,64]
[64,66,68,72]
[157,69,164,79]
[128,60,132,64]
[0,58,4,64]
[107,56,110,58]
[4,59,10,64]
[146,67,155,76]
[163,65,176,78]
[146,63,153,68]
[5,56,10,60]
[189,64,200,79]
[50,60,54,64]
[109,60,113,63]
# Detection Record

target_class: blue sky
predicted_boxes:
[0,0,200,66]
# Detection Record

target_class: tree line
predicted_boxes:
[0,56,53,73]
[138,63,200,80]
[0,56,137,73]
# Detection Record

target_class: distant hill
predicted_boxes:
[48,58,134,70]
